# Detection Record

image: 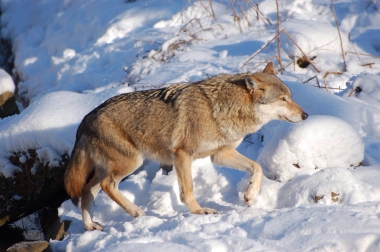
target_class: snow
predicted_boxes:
[0,87,133,177]
[0,0,380,251]
[257,115,364,182]
[280,19,350,59]
[341,72,380,107]
[0,68,14,95]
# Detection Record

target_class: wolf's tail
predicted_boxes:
[64,140,93,206]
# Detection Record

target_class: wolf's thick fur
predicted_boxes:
[64,62,308,231]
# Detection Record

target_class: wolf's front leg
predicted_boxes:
[174,150,218,214]
[211,147,263,206]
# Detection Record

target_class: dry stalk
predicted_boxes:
[191,27,214,37]
[361,63,375,68]
[302,76,321,88]
[198,0,224,31]
[323,71,343,90]
[241,32,281,67]
[346,52,380,58]
[179,18,203,34]
[249,55,286,73]
[250,61,268,71]
[229,0,243,32]
[331,0,347,71]
[281,29,320,72]
[347,88,356,97]
[234,0,252,28]
[275,0,283,74]
[253,2,272,25]
[242,28,320,73]
[350,43,361,60]
[188,0,271,33]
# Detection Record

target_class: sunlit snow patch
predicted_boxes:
[257,115,364,182]
[0,68,15,95]
[281,20,349,59]
[341,72,380,107]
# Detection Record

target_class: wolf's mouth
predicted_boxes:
[279,115,297,123]
[285,117,296,123]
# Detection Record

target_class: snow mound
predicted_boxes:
[0,68,15,95]
[0,86,132,177]
[342,72,380,107]
[257,115,364,182]
[277,167,380,208]
[281,19,349,58]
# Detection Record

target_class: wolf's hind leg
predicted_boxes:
[210,147,263,206]
[174,150,218,215]
[81,168,107,231]
[100,156,145,218]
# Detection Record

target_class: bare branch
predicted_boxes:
[346,51,380,58]
[302,76,321,88]
[281,29,321,73]
[242,28,320,72]
[323,71,343,90]
[276,0,283,74]
[331,0,347,71]
[241,31,281,67]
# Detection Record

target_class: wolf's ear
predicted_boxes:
[263,62,276,75]
[245,76,261,91]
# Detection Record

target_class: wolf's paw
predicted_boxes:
[244,176,261,207]
[194,207,218,215]
[244,191,255,207]
[127,205,145,218]
[244,187,260,207]
[84,221,103,231]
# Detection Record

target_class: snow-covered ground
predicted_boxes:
[1,0,380,251]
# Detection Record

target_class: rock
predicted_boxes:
[0,90,13,106]
[39,208,70,241]
[6,241,49,252]
[0,149,69,227]
[0,225,25,251]
[0,91,19,118]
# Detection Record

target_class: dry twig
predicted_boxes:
[198,0,224,31]
[323,71,343,90]
[350,43,361,60]
[253,3,272,25]
[331,0,347,71]
[241,32,281,67]
[234,0,252,28]
[361,63,375,68]
[275,0,283,74]
[229,0,243,32]
[179,18,203,33]
[302,76,321,88]
[281,29,320,72]
[346,52,380,58]
[242,28,320,73]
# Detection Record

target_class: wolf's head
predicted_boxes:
[245,62,308,124]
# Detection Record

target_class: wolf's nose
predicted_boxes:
[302,112,308,120]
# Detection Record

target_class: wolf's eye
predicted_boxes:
[282,97,286,101]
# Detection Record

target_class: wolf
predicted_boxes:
[64,62,308,231]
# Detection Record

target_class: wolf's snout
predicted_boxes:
[302,112,308,120]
